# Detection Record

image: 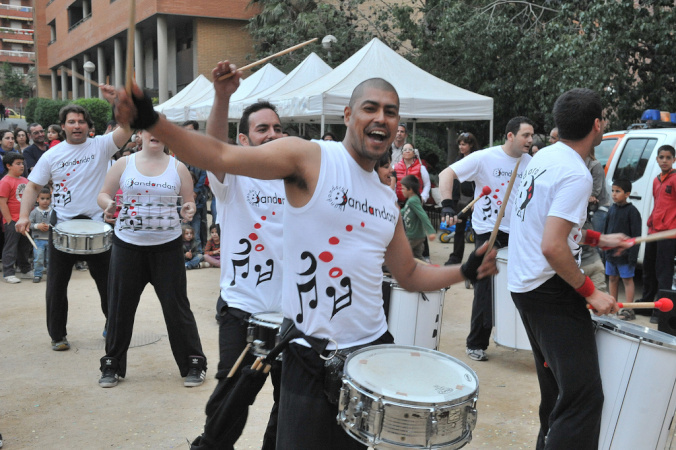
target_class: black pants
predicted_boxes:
[104,235,205,377]
[641,239,676,303]
[276,332,394,450]
[205,304,280,449]
[46,228,110,341]
[466,230,508,350]
[512,276,603,450]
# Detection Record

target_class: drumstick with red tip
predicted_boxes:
[587,298,674,313]
[624,229,676,246]
[457,186,492,220]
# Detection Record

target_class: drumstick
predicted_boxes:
[23,231,38,250]
[125,0,136,94]
[460,186,492,215]
[226,343,252,378]
[484,159,522,256]
[587,298,673,313]
[60,66,101,88]
[626,229,676,246]
[217,38,318,81]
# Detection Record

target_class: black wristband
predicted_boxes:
[129,89,160,130]
[461,248,482,283]
[441,199,454,208]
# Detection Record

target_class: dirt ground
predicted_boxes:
[0,239,659,449]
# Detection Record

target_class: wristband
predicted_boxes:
[460,248,482,284]
[441,199,454,208]
[575,276,595,298]
[129,89,160,130]
[584,230,601,247]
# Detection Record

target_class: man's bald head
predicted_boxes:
[349,78,399,109]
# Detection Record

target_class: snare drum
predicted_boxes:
[52,220,113,255]
[492,248,531,351]
[384,277,445,350]
[338,344,478,449]
[247,312,283,357]
[593,316,676,449]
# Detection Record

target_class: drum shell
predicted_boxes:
[385,277,445,350]
[247,312,283,357]
[338,345,478,449]
[492,248,531,351]
[52,220,113,255]
[594,316,676,450]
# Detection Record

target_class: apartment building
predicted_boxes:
[0,0,35,75]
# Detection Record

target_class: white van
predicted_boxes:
[603,127,676,264]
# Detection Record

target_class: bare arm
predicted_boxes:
[205,61,236,181]
[438,166,462,224]
[0,197,11,224]
[16,181,42,233]
[542,216,618,315]
[177,162,196,222]
[98,157,126,222]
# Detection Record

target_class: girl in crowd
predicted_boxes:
[47,124,65,148]
[400,175,437,259]
[97,129,207,388]
[203,223,221,268]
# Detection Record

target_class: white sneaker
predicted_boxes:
[4,275,21,284]
[466,348,488,361]
[199,262,211,268]
[18,270,34,279]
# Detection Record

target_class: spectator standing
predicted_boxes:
[0,103,5,121]
[390,123,407,165]
[548,127,559,144]
[0,130,16,178]
[394,143,431,204]
[586,148,610,232]
[0,153,31,283]
[22,123,48,177]
[29,187,52,283]
[13,128,29,153]
[400,175,437,259]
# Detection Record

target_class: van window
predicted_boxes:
[612,138,657,182]
[595,138,618,168]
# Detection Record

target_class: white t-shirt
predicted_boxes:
[207,171,285,315]
[29,134,119,223]
[283,141,399,349]
[450,146,531,234]
[508,143,592,293]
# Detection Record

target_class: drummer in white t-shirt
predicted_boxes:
[17,95,133,352]
[508,88,629,449]
[439,117,533,362]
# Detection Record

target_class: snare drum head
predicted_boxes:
[593,315,676,349]
[344,344,478,405]
[251,312,284,326]
[56,220,112,234]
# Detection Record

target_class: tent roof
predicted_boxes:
[154,74,214,122]
[271,38,493,123]
[228,52,332,120]
[190,63,286,121]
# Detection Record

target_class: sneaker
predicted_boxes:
[199,262,211,268]
[51,338,70,351]
[99,357,119,388]
[33,276,42,283]
[18,270,34,279]
[184,356,206,387]
[75,261,88,271]
[466,348,488,361]
[650,311,659,324]
[3,275,20,284]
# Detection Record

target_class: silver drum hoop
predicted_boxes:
[338,344,478,449]
[247,312,284,358]
[53,219,113,255]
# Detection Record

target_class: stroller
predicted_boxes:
[439,216,474,244]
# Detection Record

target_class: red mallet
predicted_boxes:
[457,186,492,220]
[587,298,674,313]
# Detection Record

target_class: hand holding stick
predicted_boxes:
[217,38,318,81]
[484,159,521,256]
[456,186,492,221]
[587,297,673,313]
[626,229,676,246]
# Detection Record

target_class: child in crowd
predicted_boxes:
[203,223,221,268]
[29,187,52,283]
[400,175,437,259]
[642,145,676,323]
[603,178,641,319]
[47,124,65,149]
[0,153,32,283]
[182,224,203,269]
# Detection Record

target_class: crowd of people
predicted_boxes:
[1,54,672,450]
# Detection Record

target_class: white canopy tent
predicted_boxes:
[270,38,494,142]
[190,63,286,121]
[228,52,332,121]
[154,74,214,123]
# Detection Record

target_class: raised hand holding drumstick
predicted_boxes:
[442,185,491,226]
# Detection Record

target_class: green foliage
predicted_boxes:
[0,62,30,100]
[24,97,49,124]
[34,99,69,129]
[73,98,112,135]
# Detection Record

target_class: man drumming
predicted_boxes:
[191,62,285,449]
[113,68,497,449]
[508,88,628,449]
[16,93,133,351]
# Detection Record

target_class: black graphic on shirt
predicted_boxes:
[295,251,318,323]
[229,238,251,286]
[516,169,547,222]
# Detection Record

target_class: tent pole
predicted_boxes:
[412,120,417,145]
[321,115,325,137]
[489,119,494,146]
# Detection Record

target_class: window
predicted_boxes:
[595,138,617,168]
[612,138,657,182]
[67,0,91,31]
[49,20,56,44]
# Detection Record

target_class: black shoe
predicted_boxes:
[99,357,119,388]
[184,356,206,387]
[444,255,461,266]
[650,311,660,324]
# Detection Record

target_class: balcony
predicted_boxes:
[68,13,91,32]
[0,27,34,44]
[0,4,33,21]
[0,49,34,65]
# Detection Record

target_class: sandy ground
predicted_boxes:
[0,238,660,449]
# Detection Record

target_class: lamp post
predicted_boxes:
[83,61,95,99]
[322,35,337,61]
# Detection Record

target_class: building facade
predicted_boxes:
[34,0,258,102]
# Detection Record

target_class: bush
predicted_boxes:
[73,98,112,135]
[24,97,48,124]
[34,99,69,130]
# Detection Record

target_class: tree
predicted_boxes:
[1,62,30,100]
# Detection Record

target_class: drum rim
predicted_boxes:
[55,219,113,234]
[593,315,676,350]
[250,311,284,324]
[344,344,479,406]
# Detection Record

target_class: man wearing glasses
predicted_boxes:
[22,123,48,177]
